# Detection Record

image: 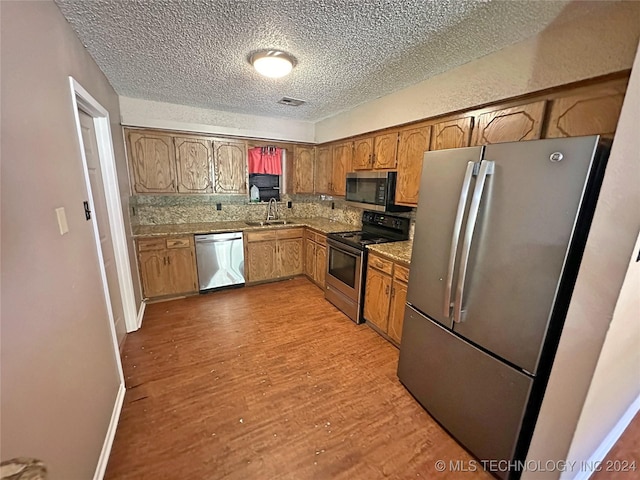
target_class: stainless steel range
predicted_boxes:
[325,211,410,324]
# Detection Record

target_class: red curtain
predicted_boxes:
[248,147,282,175]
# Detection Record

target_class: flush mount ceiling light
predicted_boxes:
[250,50,296,78]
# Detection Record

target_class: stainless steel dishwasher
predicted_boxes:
[194,232,245,292]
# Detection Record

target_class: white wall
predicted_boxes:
[523,38,640,480]
[315,1,640,143]
[560,43,640,477]
[120,96,315,143]
[1,1,133,477]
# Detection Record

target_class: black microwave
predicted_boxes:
[345,172,411,212]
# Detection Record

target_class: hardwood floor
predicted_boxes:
[591,413,640,480]
[106,277,489,479]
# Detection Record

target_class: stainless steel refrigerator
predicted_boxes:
[397,136,609,479]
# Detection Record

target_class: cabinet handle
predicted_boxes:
[385,284,390,295]
[163,256,167,266]
[371,153,375,166]
[375,261,384,268]
[167,256,171,265]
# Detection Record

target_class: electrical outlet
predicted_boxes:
[331,202,335,210]
[216,203,222,211]
[287,201,292,208]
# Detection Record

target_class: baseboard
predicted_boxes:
[136,300,146,329]
[93,383,126,480]
[571,395,640,480]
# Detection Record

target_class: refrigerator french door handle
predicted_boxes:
[443,161,476,319]
[453,160,494,323]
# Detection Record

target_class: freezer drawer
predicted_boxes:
[398,305,532,476]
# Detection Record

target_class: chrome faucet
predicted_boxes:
[266,197,279,221]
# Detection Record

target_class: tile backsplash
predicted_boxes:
[130,194,416,238]
[131,194,363,226]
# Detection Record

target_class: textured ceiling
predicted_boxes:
[55,0,590,122]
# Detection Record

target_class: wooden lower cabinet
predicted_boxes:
[387,279,408,344]
[315,243,326,289]
[245,228,303,284]
[304,229,327,288]
[363,267,392,331]
[246,239,278,283]
[137,236,198,299]
[363,253,410,346]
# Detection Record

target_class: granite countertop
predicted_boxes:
[132,217,357,238]
[367,240,413,265]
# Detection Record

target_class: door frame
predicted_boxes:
[69,77,139,334]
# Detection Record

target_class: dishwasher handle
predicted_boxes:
[195,232,243,243]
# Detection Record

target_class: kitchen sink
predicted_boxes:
[244,220,297,227]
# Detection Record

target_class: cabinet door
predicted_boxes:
[138,250,170,298]
[246,240,278,283]
[304,238,316,279]
[214,140,247,194]
[167,247,198,295]
[388,279,408,344]
[373,132,398,169]
[315,244,327,288]
[395,125,432,205]
[314,146,332,194]
[545,82,626,139]
[430,117,473,151]
[174,137,213,193]
[352,138,373,170]
[278,238,303,277]
[293,146,315,194]
[363,267,392,331]
[128,131,176,193]
[331,142,352,196]
[471,101,546,146]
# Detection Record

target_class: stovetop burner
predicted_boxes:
[331,231,394,246]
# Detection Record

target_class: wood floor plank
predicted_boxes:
[106,277,490,479]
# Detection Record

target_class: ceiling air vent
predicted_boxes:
[278,97,305,107]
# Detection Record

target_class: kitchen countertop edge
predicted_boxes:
[367,241,413,265]
[132,218,358,238]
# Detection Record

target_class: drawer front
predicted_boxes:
[137,238,166,252]
[369,254,393,275]
[394,264,410,283]
[305,229,318,243]
[166,236,192,249]
[277,227,304,240]
[246,230,278,242]
[315,233,327,246]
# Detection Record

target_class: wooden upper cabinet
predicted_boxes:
[395,125,432,205]
[174,137,213,193]
[314,146,332,195]
[331,142,352,196]
[128,131,177,193]
[293,146,315,194]
[430,117,473,151]
[213,140,247,194]
[352,138,373,170]
[471,101,546,146]
[373,132,399,169]
[545,82,627,139]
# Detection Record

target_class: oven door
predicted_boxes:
[326,239,364,319]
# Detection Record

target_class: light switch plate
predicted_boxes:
[55,207,69,235]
